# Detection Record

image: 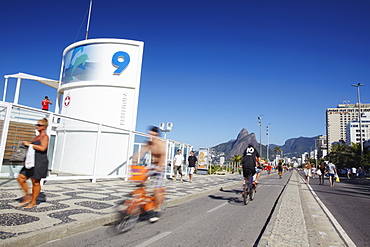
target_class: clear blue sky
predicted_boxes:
[1,0,369,149]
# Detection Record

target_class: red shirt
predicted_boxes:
[42,99,51,110]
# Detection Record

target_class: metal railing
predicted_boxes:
[0,102,193,182]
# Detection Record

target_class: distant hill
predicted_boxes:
[210,128,318,161]
[270,136,317,158]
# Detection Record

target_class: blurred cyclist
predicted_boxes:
[132,126,166,222]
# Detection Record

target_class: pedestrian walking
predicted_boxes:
[317,162,326,185]
[16,118,49,209]
[304,161,312,184]
[347,168,351,179]
[358,167,363,178]
[326,160,337,187]
[351,167,357,179]
[267,164,272,176]
[173,149,184,181]
[277,162,283,179]
[187,151,198,183]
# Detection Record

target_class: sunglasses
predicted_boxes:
[35,124,44,127]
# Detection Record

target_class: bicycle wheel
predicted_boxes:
[115,201,140,233]
[243,183,250,205]
[250,187,255,201]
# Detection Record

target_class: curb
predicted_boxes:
[256,172,293,247]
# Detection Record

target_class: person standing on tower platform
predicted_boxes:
[41,96,52,111]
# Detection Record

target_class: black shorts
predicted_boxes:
[242,167,255,179]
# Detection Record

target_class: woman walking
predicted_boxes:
[16,118,49,209]
[304,161,312,184]
[317,162,326,185]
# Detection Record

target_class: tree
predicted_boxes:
[347,142,370,177]
[274,147,282,157]
[231,154,243,172]
[326,143,349,169]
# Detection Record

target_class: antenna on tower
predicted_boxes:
[85,0,93,40]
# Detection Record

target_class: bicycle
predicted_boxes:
[114,165,166,233]
[242,174,257,205]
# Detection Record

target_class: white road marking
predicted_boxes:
[46,239,61,243]
[319,231,327,239]
[135,231,171,247]
[207,201,229,213]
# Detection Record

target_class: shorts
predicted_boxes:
[152,171,165,188]
[242,168,255,179]
[304,169,312,177]
[173,165,182,175]
[188,167,195,175]
[328,173,335,177]
[255,167,262,173]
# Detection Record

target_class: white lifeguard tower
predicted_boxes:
[52,38,144,176]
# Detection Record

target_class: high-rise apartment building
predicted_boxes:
[346,113,370,145]
[317,135,327,158]
[326,103,370,150]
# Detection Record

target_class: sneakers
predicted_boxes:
[149,211,161,223]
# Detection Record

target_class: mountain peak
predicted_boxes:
[236,128,249,140]
[212,128,258,160]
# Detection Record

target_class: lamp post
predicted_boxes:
[351,83,364,155]
[314,138,318,168]
[266,124,270,162]
[159,122,173,139]
[258,115,263,156]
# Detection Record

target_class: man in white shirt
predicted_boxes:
[173,149,184,181]
[326,160,337,187]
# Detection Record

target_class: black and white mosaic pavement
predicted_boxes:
[0,174,241,244]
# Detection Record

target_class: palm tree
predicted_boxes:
[347,142,370,177]
[231,154,243,173]
[326,143,349,169]
[348,143,362,167]
[274,147,282,157]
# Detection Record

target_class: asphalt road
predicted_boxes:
[301,174,370,247]
[38,173,291,247]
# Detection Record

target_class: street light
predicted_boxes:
[258,115,263,156]
[351,83,364,156]
[266,124,271,162]
[159,122,173,139]
[314,138,318,167]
